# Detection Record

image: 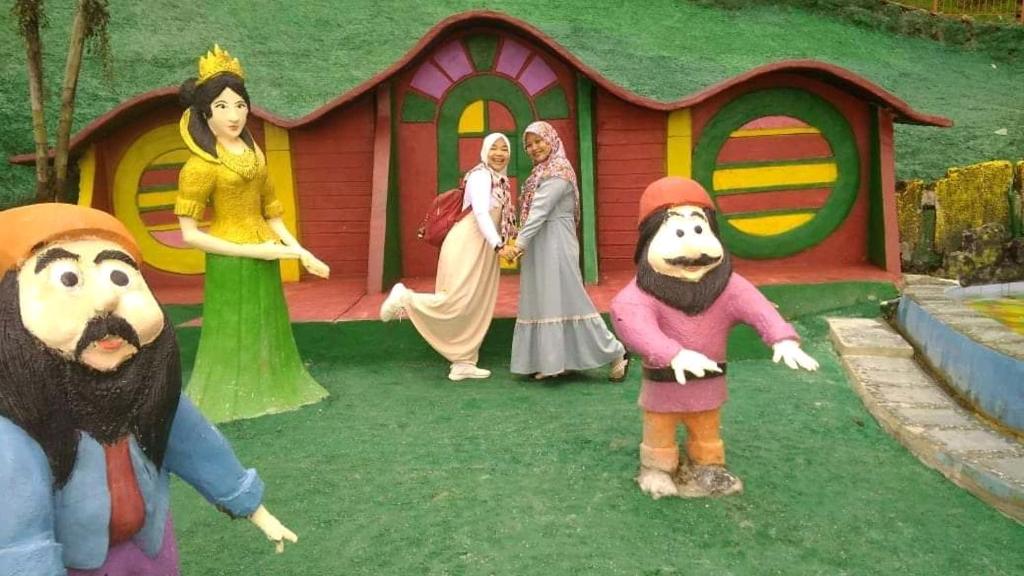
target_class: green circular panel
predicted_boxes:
[692,88,860,259]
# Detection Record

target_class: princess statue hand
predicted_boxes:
[248,505,298,553]
[253,242,302,261]
[299,249,330,278]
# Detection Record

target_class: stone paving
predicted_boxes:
[828,305,1024,523]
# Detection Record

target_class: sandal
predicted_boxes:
[608,354,630,382]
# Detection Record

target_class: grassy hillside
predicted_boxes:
[2,0,1022,206]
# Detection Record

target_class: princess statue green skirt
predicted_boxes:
[185,253,328,423]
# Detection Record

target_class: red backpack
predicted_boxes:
[416,181,472,247]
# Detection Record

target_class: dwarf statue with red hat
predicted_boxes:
[0,203,296,575]
[610,177,819,499]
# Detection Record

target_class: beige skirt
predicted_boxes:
[405,208,501,364]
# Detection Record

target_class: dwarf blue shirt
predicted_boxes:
[0,396,264,574]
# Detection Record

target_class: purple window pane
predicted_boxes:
[495,38,530,78]
[410,60,451,99]
[520,56,557,96]
[434,41,473,82]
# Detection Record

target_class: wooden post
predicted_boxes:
[367,83,393,293]
[576,74,599,284]
[264,124,301,282]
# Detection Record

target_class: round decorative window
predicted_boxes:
[112,123,205,274]
[692,88,859,259]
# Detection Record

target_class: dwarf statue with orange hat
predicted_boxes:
[610,177,819,499]
[0,203,296,575]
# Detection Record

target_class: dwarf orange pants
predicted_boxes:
[640,409,725,472]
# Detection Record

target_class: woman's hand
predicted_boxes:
[248,505,298,554]
[499,245,522,261]
[299,249,330,278]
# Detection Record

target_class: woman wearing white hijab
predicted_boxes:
[380,133,517,381]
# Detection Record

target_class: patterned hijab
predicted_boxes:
[519,121,579,227]
[466,132,517,242]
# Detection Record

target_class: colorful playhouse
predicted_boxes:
[10,11,950,292]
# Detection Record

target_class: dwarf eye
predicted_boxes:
[694,225,703,234]
[110,270,130,287]
[676,229,685,238]
[48,261,82,290]
[98,260,137,290]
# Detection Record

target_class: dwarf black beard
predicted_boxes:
[75,314,142,359]
[634,207,734,315]
[637,252,733,315]
[0,271,182,487]
[664,253,722,267]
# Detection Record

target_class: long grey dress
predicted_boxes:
[511,177,625,375]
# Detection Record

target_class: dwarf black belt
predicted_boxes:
[643,363,728,382]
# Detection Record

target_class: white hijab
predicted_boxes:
[479,133,511,178]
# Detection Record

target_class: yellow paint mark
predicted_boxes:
[147,221,211,232]
[668,108,692,137]
[151,148,191,166]
[729,212,815,236]
[263,123,300,282]
[77,146,96,208]
[264,121,291,152]
[137,190,179,210]
[458,100,485,134]
[967,299,1024,336]
[714,162,837,191]
[729,127,821,138]
[666,109,692,178]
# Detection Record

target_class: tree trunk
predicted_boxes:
[53,0,89,203]
[20,4,51,203]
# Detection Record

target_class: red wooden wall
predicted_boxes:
[289,95,375,279]
[593,90,667,272]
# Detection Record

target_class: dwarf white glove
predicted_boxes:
[249,505,298,554]
[771,339,819,371]
[670,348,722,385]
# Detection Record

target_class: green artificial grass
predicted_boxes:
[168,282,1022,575]
[2,1,1024,207]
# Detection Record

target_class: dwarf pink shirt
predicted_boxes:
[610,273,798,413]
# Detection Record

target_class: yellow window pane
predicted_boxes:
[458,100,485,134]
[729,212,815,236]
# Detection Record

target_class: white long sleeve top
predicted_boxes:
[462,168,503,249]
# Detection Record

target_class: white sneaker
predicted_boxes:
[380,282,409,322]
[448,363,491,381]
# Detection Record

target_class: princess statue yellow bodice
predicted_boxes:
[174,109,284,244]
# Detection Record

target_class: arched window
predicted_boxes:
[400,34,571,192]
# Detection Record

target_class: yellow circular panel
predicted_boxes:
[112,123,205,274]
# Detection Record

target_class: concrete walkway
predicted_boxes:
[828,289,1024,522]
